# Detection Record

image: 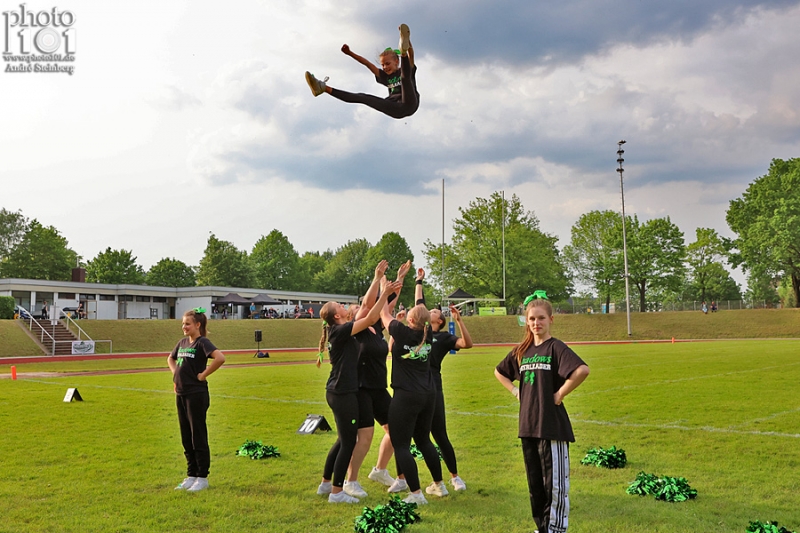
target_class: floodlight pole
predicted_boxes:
[502,190,506,304]
[442,178,446,304]
[617,140,632,337]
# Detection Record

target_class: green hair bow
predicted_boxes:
[384,47,401,56]
[193,307,207,313]
[523,291,548,307]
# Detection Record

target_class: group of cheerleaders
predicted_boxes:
[316,260,473,507]
[170,23,592,533]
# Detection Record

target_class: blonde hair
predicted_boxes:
[406,304,431,354]
[379,48,399,62]
[511,299,554,365]
[183,309,208,337]
[317,301,339,368]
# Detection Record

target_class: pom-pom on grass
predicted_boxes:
[746,521,797,533]
[408,444,442,461]
[626,471,697,502]
[235,440,281,460]
[354,496,421,533]
[580,446,627,468]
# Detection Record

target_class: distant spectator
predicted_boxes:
[77,302,86,319]
[42,301,49,319]
[711,301,718,313]
[250,302,257,319]
[701,301,708,314]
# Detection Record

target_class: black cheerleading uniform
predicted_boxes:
[170,336,217,478]
[387,320,442,492]
[330,57,419,119]
[429,330,461,475]
[322,322,361,488]
[496,338,587,533]
[355,320,392,428]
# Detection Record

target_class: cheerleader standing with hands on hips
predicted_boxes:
[169,308,226,493]
[495,292,589,533]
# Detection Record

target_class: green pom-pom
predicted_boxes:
[746,520,796,533]
[236,439,281,460]
[354,496,420,533]
[626,472,697,502]
[581,446,627,468]
[409,444,442,461]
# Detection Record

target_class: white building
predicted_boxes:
[0,278,358,320]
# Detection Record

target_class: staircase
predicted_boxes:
[25,319,78,355]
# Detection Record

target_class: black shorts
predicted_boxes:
[357,388,392,428]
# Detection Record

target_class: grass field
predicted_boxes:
[1,341,799,533]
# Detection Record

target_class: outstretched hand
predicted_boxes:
[385,280,403,295]
[374,260,388,279]
[341,44,351,55]
[449,305,461,320]
[397,260,412,280]
[416,268,425,282]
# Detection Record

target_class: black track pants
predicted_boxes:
[431,389,458,475]
[176,391,210,478]
[521,438,570,533]
[330,56,419,119]
[388,389,442,492]
[323,391,359,487]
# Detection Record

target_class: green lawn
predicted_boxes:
[1,341,799,532]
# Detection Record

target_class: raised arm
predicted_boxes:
[415,268,425,305]
[450,305,473,349]
[379,277,402,329]
[386,260,412,314]
[356,260,388,321]
[341,44,380,77]
[353,280,403,335]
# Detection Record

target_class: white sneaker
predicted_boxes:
[317,481,332,495]
[343,480,368,498]
[186,477,209,492]
[450,475,467,491]
[403,492,428,505]
[398,24,411,55]
[387,477,408,493]
[304,72,328,97]
[368,467,395,487]
[425,481,449,497]
[174,477,197,490]
[328,491,360,504]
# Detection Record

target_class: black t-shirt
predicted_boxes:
[430,330,460,391]
[356,320,389,390]
[388,320,435,392]
[376,65,418,101]
[495,337,587,442]
[326,322,359,394]
[170,336,217,396]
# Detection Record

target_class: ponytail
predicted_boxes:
[317,301,339,368]
[317,322,328,368]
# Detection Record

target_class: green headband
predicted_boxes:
[523,291,548,307]
[193,307,207,314]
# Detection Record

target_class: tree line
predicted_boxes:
[2,158,799,309]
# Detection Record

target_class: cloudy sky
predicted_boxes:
[4,0,800,289]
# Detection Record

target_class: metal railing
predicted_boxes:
[64,314,91,340]
[19,307,57,354]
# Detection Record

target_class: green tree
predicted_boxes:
[745,273,780,307]
[562,210,624,310]
[146,258,196,287]
[365,232,416,306]
[298,250,332,291]
[250,230,301,290]
[0,220,78,281]
[196,234,253,288]
[315,239,373,296]
[424,192,570,309]
[727,158,800,307]
[685,228,742,302]
[626,216,686,312]
[0,208,30,260]
[86,248,146,284]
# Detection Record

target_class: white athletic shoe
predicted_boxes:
[368,467,395,487]
[328,491,360,504]
[186,477,209,492]
[304,71,328,97]
[398,24,411,55]
[317,481,332,495]
[343,480,368,498]
[174,477,197,490]
[425,481,449,497]
[403,492,428,505]
[450,475,467,491]
[387,477,408,493]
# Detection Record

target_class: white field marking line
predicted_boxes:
[726,405,800,429]
[450,408,800,438]
[580,361,800,396]
[21,379,327,405]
